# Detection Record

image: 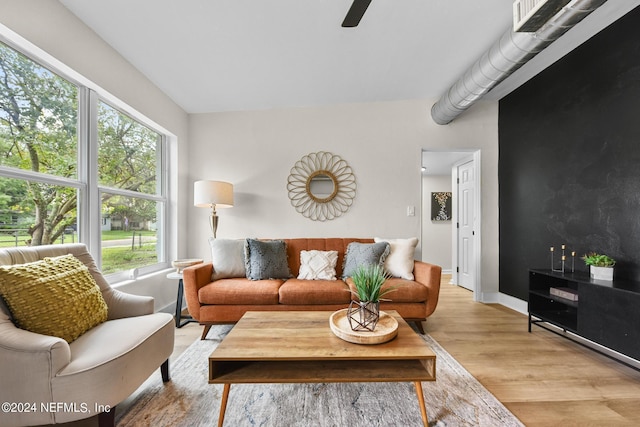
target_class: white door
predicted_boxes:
[457,160,475,291]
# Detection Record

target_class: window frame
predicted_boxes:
[0,31,171,282]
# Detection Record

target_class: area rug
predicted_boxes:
[116,325,523,427]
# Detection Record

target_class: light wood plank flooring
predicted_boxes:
[62,275,640,426]
[173,277,640,425]
[428,279,640,426]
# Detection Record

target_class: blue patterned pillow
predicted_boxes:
[244,239,292,280]
[342,242,390,279]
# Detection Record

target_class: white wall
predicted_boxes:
[0,0,191,311]
[421,175,453,271]
[188,99,501,299]
[0,0,502,303]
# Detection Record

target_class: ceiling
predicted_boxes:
[422,151,472,176]
[58,0,637,115]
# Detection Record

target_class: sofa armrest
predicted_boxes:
[413,260,442,317]
[182,262,214,322]
[102,288,155,320]
[0,318,70,417]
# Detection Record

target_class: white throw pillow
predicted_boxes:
[209,238,246,280]
[297,250,338,280]
[374,237,418,280]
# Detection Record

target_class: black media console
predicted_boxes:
[529,269,640,364]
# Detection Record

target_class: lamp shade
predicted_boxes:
[193,180,234,208]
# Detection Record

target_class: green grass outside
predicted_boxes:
[0,229,159,275]
[101,244,158,275]
[101,230,156,241]
[0,230,155,245]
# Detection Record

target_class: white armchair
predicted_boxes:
[0,243,175,427]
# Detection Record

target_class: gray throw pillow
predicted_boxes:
[244,239,292,280]
[209,238,246,280]
[342,242,390,279]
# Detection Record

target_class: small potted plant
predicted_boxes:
[347,264,394,331]
[582,252,616,281]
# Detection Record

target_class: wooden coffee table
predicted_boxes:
[209,310,436,426]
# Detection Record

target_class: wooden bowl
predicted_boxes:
[329,309,398,344]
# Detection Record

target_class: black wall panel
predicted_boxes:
[499,6,640,300]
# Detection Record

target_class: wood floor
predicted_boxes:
[174,276,640,426]
[428,279,640,426]
[64,275,640,426]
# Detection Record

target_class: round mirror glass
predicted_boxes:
[307,171,338,203]
[287,152,356,221]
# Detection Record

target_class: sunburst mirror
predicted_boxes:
[287,152,356,221]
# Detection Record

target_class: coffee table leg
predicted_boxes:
[218,383,231,427]
[414,381,429,427]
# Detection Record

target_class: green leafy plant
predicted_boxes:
[350,264,395,302]
[582,252,616,267]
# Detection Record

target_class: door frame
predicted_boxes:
[451,151,482,301]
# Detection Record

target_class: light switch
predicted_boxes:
[407,205,415,216]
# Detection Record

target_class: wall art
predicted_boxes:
[431,192,452,221]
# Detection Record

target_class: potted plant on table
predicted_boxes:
[347,264,394,332]
[582,252,616,281]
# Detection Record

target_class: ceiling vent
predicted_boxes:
[431,0,608,125]
[513,0,573,32]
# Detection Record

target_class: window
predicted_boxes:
[97,102,166,276]
[0,40,168,279]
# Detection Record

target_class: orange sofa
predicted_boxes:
[183,238,442,339]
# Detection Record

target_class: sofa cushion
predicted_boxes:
[209,238,246,280]
[374,237,418,280]
[297,250,338,280]
[198,278,282,305]
[342,241,390,279]
[347,277,429,303]
[285,238,373,278]
[279,279,351,305]
[245,239,292,280]
[0,254,108,343]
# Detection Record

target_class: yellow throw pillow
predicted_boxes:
[0,254,108,343]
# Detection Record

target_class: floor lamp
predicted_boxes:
[194,180,234,238]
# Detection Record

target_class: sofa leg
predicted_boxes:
[414,321,425,334]
[201,324,213,340]
[161,359,170,382]
[98,405,115,427]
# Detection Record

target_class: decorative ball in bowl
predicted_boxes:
[172,258,203,272]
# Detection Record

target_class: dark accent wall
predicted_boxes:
[499,6,640,300]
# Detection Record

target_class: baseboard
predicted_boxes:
[498,293,528,315]
[479,292,528,315]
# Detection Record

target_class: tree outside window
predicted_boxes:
[0,41,167,276]
[0,43,78,245]
[97,102,164,274]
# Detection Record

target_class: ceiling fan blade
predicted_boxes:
[341,0,372,27]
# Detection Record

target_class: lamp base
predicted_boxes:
[209,206,219,238]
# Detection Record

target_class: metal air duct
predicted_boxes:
[430,0,608,125]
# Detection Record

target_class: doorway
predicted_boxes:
[421,150,481,299]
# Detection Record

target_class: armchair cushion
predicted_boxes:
[0,254,108,343]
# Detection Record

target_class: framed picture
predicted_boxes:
[431,192,452,221]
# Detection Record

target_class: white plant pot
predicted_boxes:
[590,266,614,281]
